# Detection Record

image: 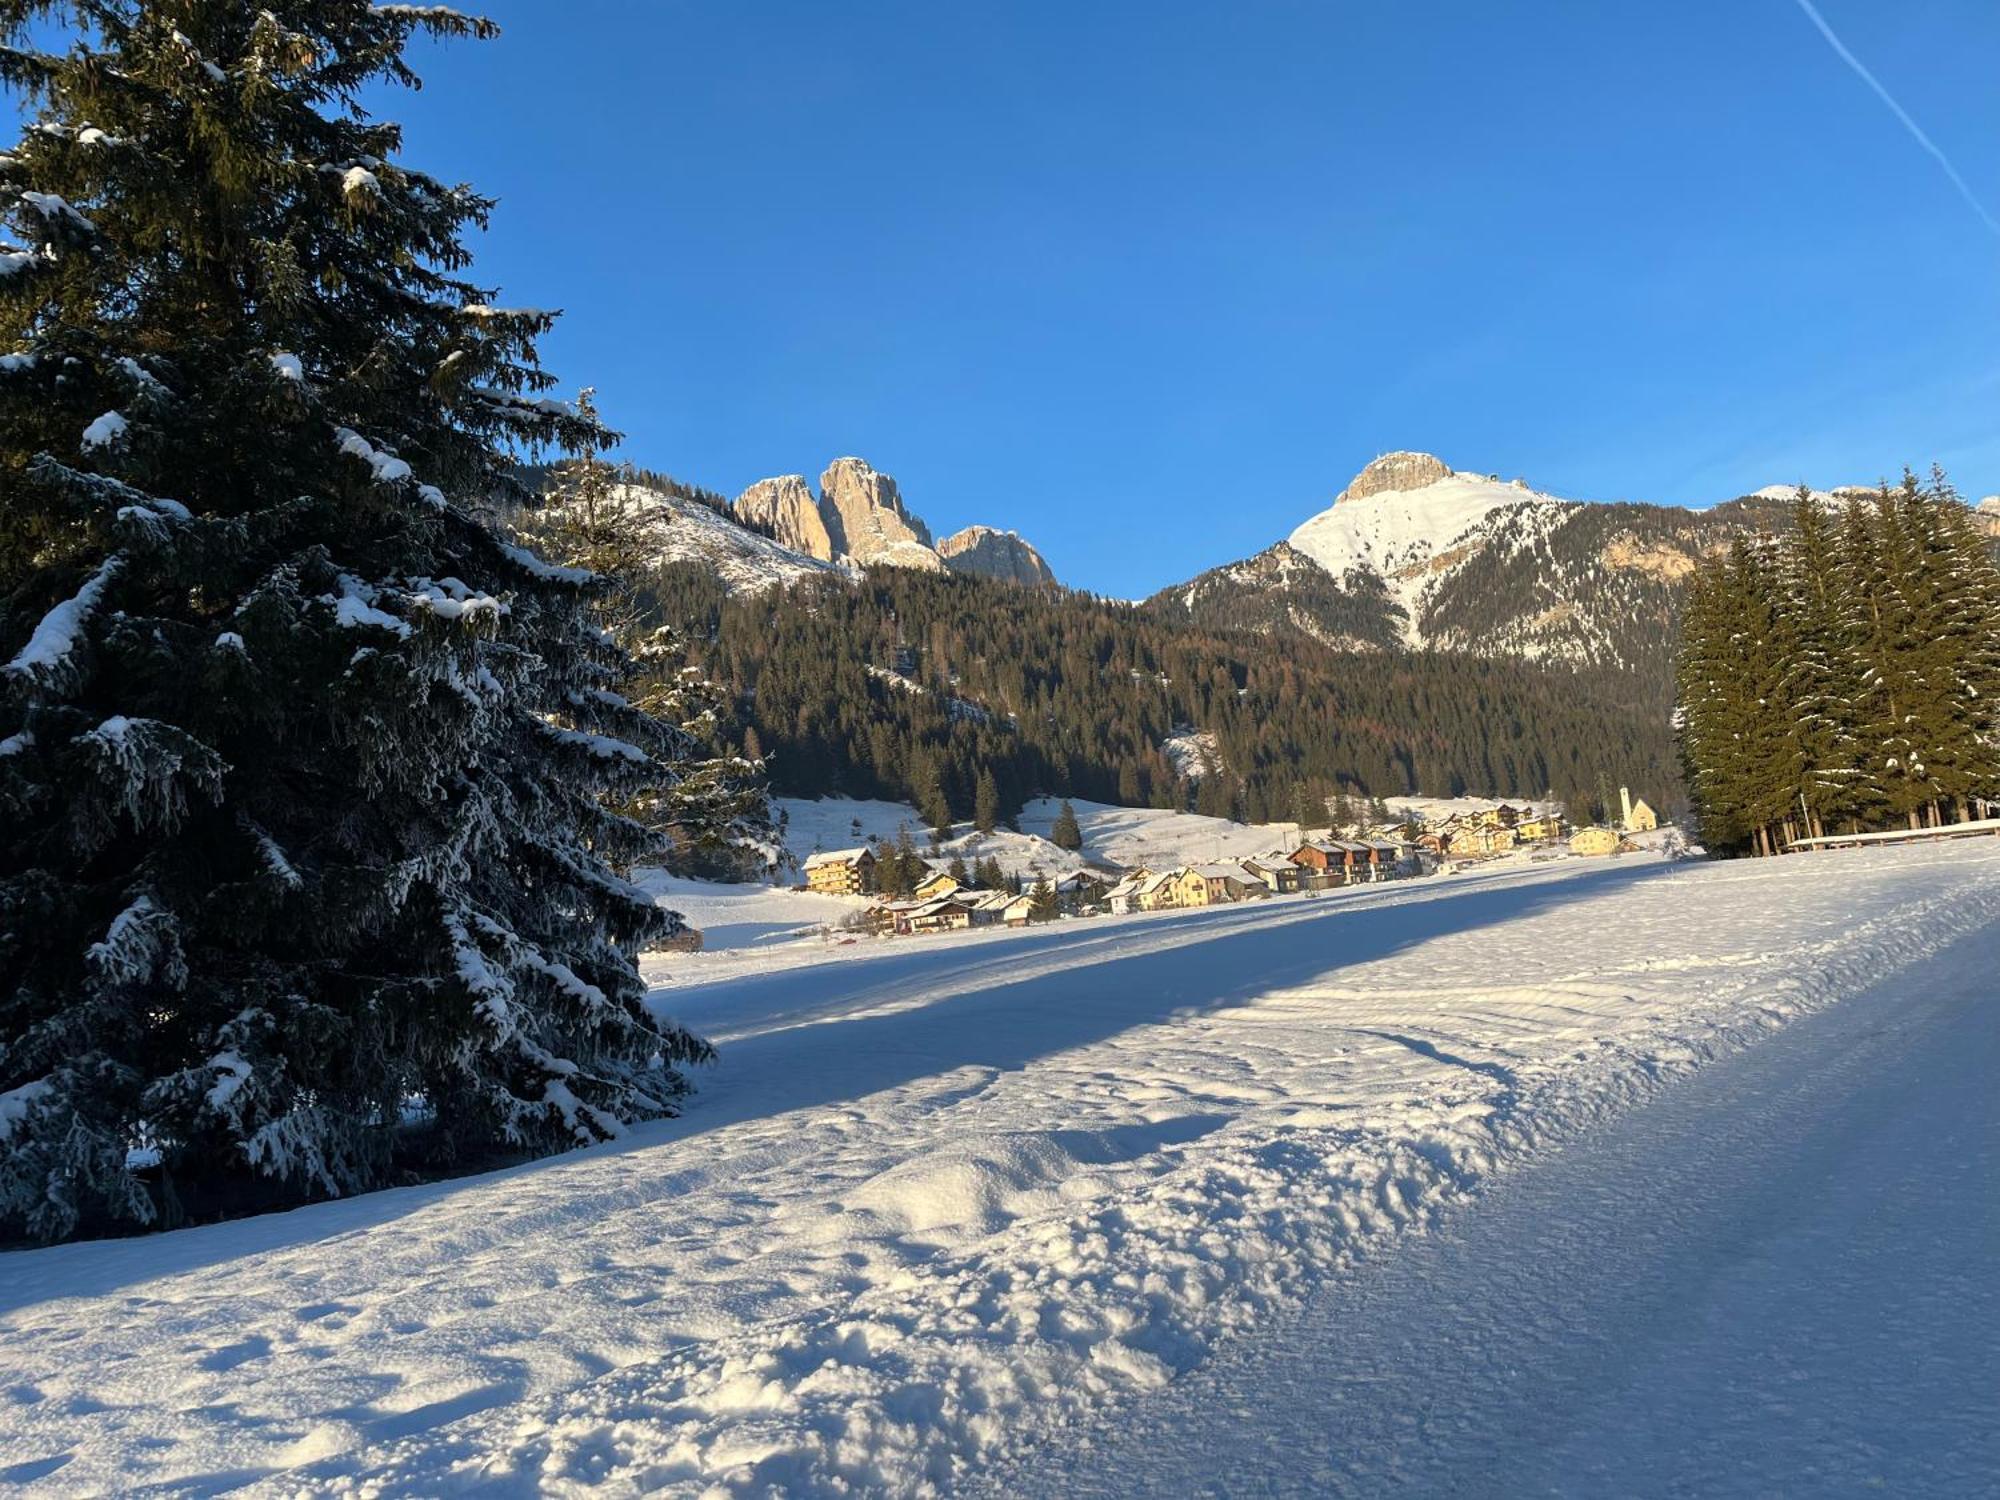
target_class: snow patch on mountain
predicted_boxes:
[1160,727,1223,782]
[1287,460,1563,644]
[615,482,857,595]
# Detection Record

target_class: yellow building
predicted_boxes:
[1449,824,1517,857]
[913,869,960,902]
[1570,826,1621,856]
[1516,814,1563,842]
[802,846,876,895]
[1141,867,1212,910]
[1624,792,1656,840]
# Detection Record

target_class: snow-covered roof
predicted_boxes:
[803,847,873,869]
[1191,863,1254,880]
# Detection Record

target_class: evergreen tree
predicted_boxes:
[0,5,705,1240]
[1027,877,1060,923]
[946,855,969,887]
[1050,798,1083,851]
[513,412,776,879]
[1677,473,2000,852]
[1776,488,1877,836]
[879,827,920,898]
[973,766,1000,835]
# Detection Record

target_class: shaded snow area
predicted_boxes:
[3,845,1998,1496]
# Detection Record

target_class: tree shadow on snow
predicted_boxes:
[0,860,1675,1311]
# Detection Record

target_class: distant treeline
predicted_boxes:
[645,564,1678,832]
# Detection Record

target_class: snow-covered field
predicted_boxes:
[638,873,873,950]
[779,794,1301,880]
[4,843,1998,1496]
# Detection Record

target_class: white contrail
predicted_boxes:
[1792,0,2000,238]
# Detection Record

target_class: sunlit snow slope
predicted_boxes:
[2,845,1996,1496]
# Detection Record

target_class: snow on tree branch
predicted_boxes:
[3,553,121,688]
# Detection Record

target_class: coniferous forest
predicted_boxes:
[1676,473,2000,855]
[646,562,1680,833]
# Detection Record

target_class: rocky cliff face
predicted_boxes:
[1336,451,1454,503]
[725,457,1061,582]
[937,525,1057,586]
[817,457,944,571]
[734,473,835,560]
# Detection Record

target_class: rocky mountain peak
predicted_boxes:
[1336,451,1454,504]
[818,456,943,571]
[938,525,1057,587]
[734,473,835,561]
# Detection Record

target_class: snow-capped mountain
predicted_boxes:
[1156,452,1804,676]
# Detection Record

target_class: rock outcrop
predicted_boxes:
[734,474,835,561]
[937,525,1057,587]
[818,457,943,571]
[1336,451,1453,503]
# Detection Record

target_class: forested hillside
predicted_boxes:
[647,565,1677,830]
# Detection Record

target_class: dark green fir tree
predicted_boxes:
[1049,797,1083,852]
[0,4,706,1240]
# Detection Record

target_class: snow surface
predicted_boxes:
[1383,792,1560,823]
[2,554,120,681]
[7,844,1996,1495]
[985,898,2000,1499]
[778,794,1301,886]
[78,410,126,450]
[614,483,857,595]
[1016,794,1298,870]
[637,873,873,953]
[1287,470,1560,644]
[1158,727,1222,783]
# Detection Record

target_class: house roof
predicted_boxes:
[803,846,873,869]
[1191,863,1252,880]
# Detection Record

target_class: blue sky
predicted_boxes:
[84,5,2000,593]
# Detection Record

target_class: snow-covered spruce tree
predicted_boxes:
[510,402,777,880]
[1674,536,1796,853]
[1776,488,1880,838]
[0,5,707,1241]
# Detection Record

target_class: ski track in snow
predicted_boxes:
[2,844,1997,1496]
